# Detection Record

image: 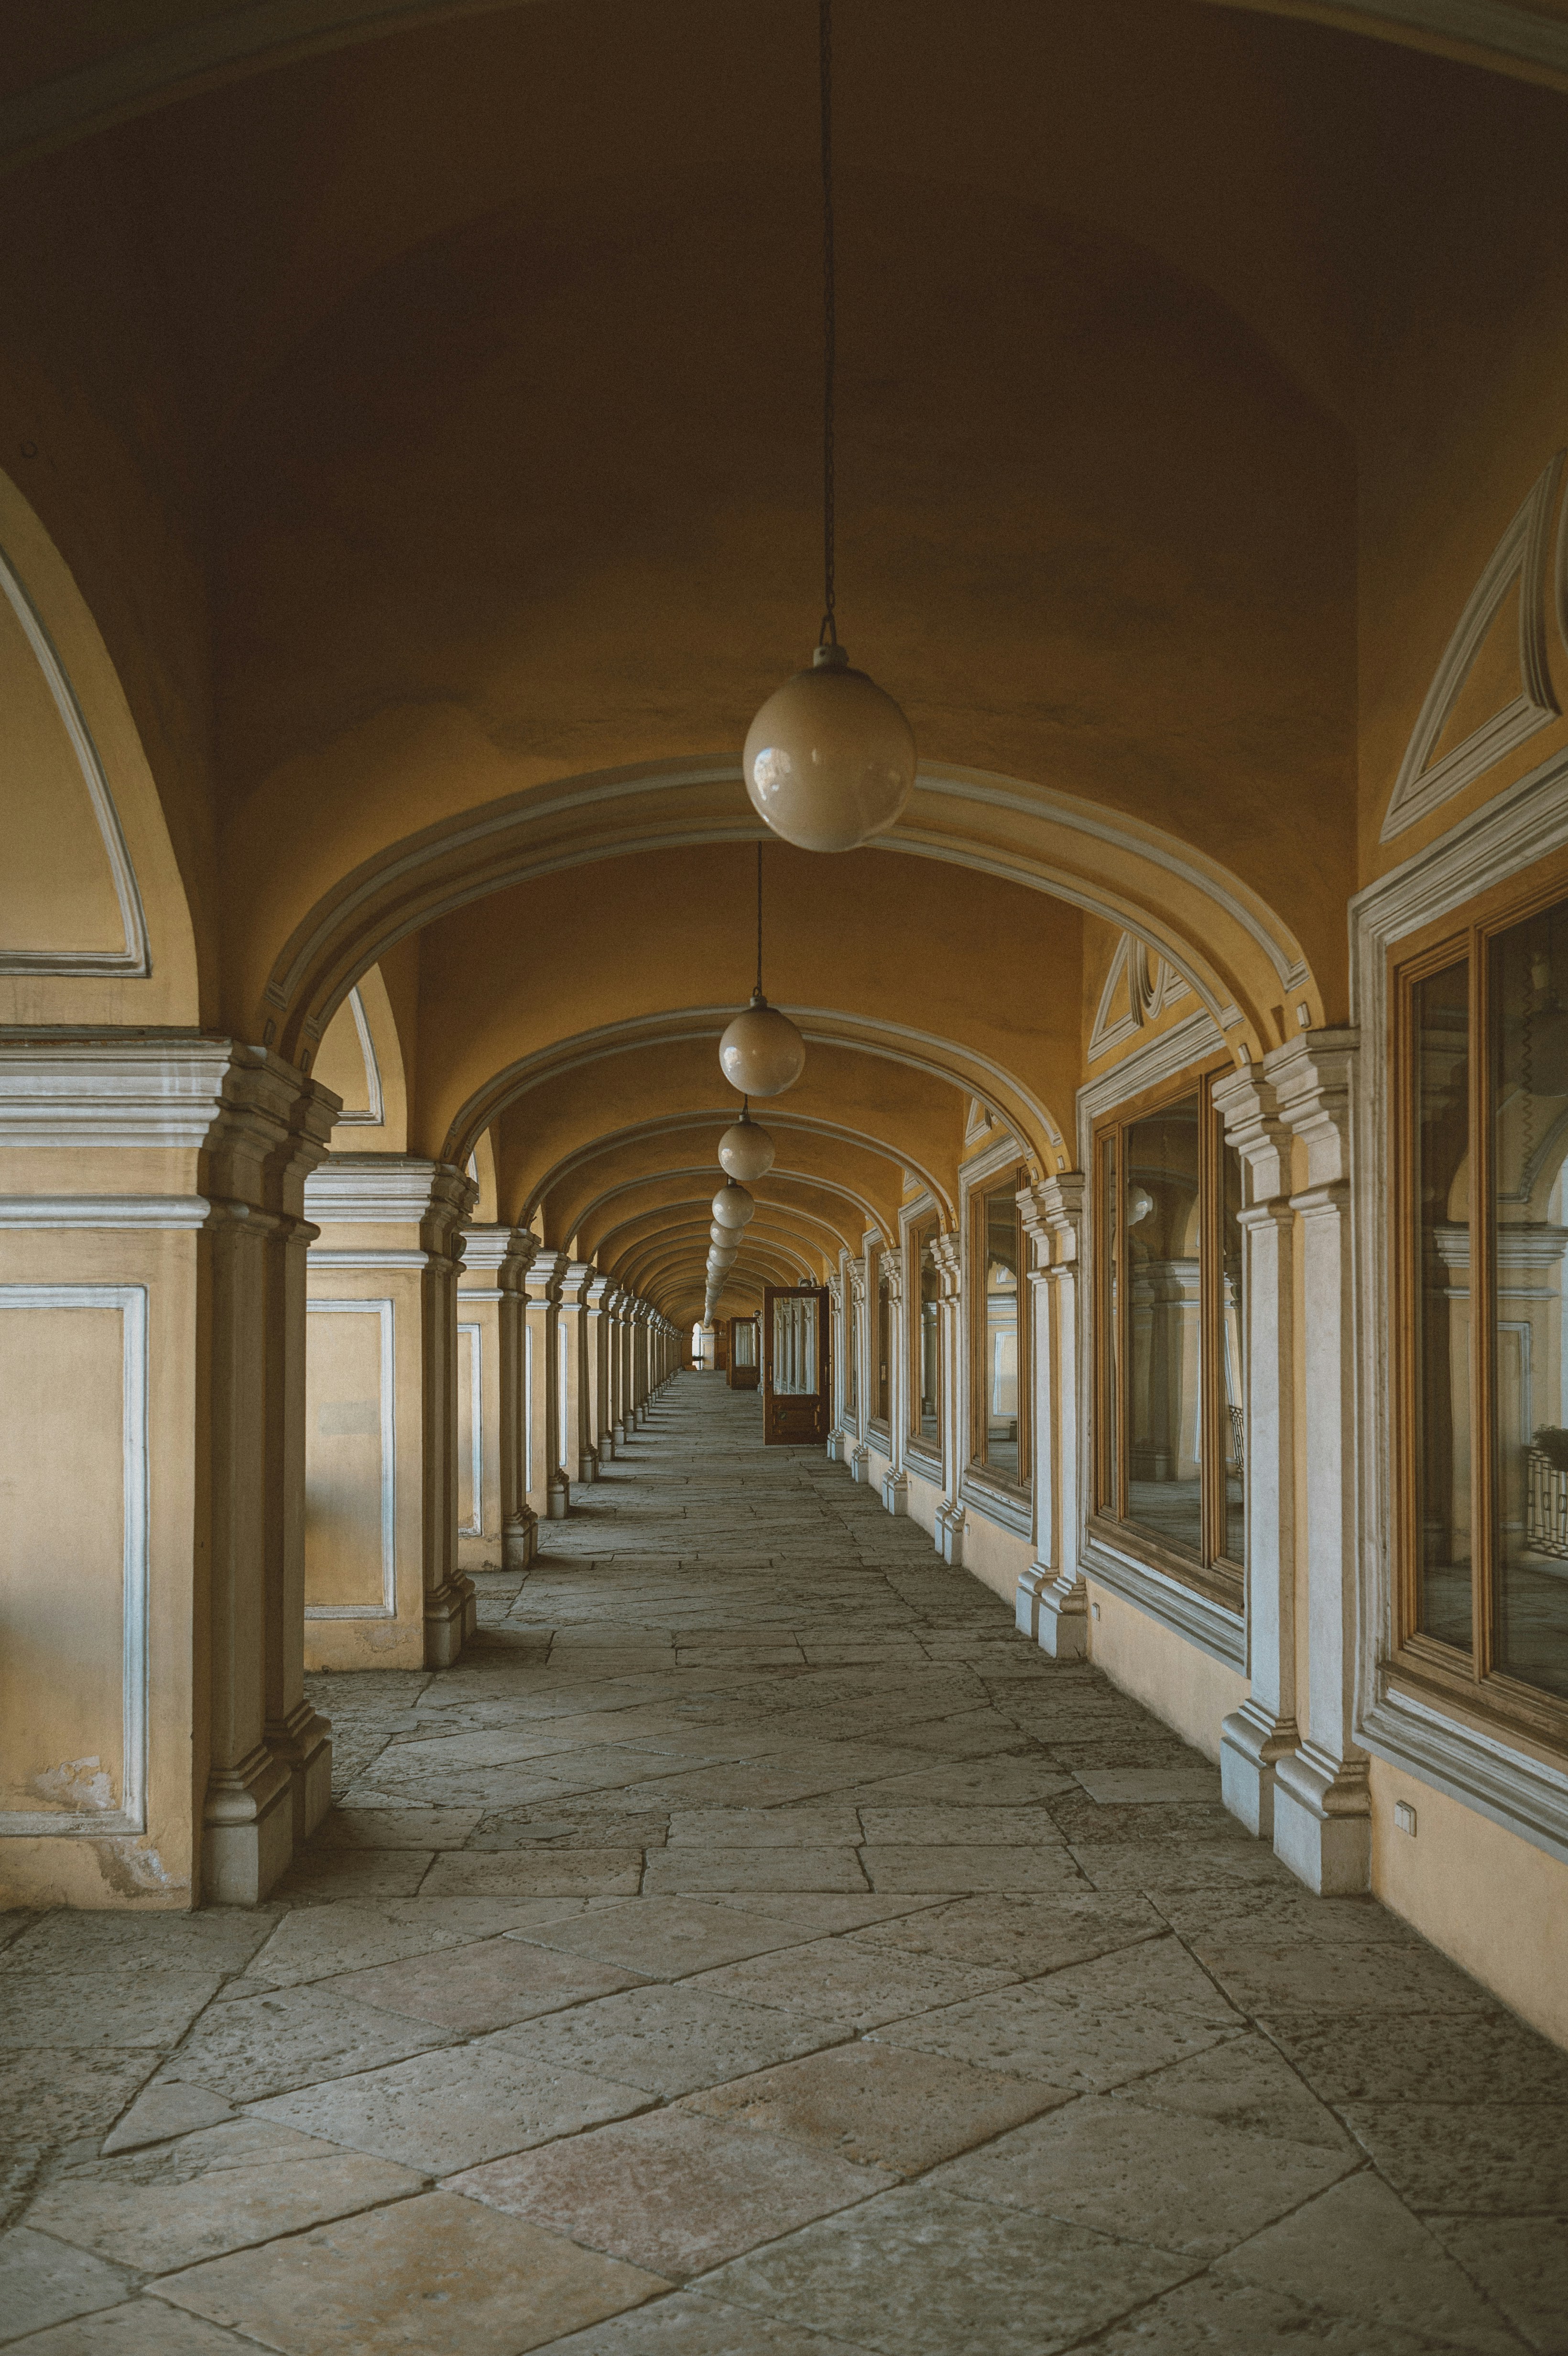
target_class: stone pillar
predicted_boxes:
[1211,1067,1301,1840]
[880,1246,909,1515]
[524,1247,571,1521]
[559,1261,598,1485]
[825,1270,849,1461]
[1015,1175,1089,1657]
[456,1224,507,1574]
[587,1272,614,1462]
[847,1256,871,1481]
[608,1287,627,1445]
[930,1230,967,1565]
[1268,1029,1371,1894]
[498,1230,538,1569]
[632,1301,652,1420]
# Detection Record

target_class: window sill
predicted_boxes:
[1081,1520,1245,1671]
[1363,1671,1568,1868]
[961,1468,1032,1540]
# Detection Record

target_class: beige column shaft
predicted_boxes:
[1016,1176,1087,1658]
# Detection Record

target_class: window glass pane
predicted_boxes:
[1221,1136,1247,1565]
[876,1274,891,1422]
[1125,1092,1203,1555]
[1099,1133,1118,1513]
[844,1292,857,1418]
[1490,900,1568,1698]
[773,1293,820,1395]
[1413,960,1472,1653]
[912,1221,940,1443]
[982,1184,1020,1476]
[733,1319,757,1368]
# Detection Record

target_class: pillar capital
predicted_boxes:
[929,1230,962,1298]
[1264,1027,1357,1191]
[524,1246,570,1304]
[879,1244,905,1303]
[1212,1064,1294,1205]
[1018,1173,1085,1270]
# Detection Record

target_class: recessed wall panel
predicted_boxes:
[305,1300,393,1615]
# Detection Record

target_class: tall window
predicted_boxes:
[1093,1069,1246,1608]
[909,1213,940,1448]
[875,1264,891,1425]
[844,1284,858,1420]
[1395,868,1568,1740]
[972,1176,1026,1483]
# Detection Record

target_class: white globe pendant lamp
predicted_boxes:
[712,1179,756,1229]
[742,0,915,856]
[709,1221,732,1246]
[719,1103,775,1181]
[718,847,805,1099]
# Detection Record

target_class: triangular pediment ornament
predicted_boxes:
[1382,452,1563,844]
[1089,932,1190,1062]
[964,1095,993,1143]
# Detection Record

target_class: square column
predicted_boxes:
[524,1249,571,1519]
[559,1261,598,1484]
[825,1270,849,1461]
[1015,1176,1088,1657]
[1268,1030,1371,1894]
[880,1246,910,1515]
[0,1037,337,1909]
[1211,1069,1301,1837]
[304,1156,479,1673]
[458,1225,539,1572]
[847,1255,871,1481]
[587,1274,614,1462]
[930,1231,967,1565]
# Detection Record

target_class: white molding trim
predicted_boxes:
[0,1195,209,1228]
[0,1038,239,1147]
[1352,737,1568,1863]
[305,1297,396,1618]
[0,1283,148,1837]
[1088,932,1192,1063]
[305,1156,453,1223]
[331,986,385,1126]
[1082,1528,1247,1671]
[0,540,150,978]
[1382,452,1563,843]
[458,1319,482,1537]
[961,1468,1033,1540]
[309,1248,431,1270]
[1078,1006,1227,1130]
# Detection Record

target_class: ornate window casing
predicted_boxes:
[1089,1058,1247,1620]
[905,1204,942,1470]
[1389,844,1568,1763]
[965,1145,1030,1498]
[870,1235,892,1437]
[1356,743,1568,1864]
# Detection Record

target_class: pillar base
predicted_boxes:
[1220,1700,1299,1840]
[826,1428,849,1463]
[202,1744,295,1907]
[881,1467,908,1516]
[934,1500,966,1566]
[1273,1742,1372,1894]
[503,1509,538,1571]
[599,1431,615,1462]
[547,1471,571,1520]
[423,1575,473,1669]
[267,1701,334,1844]
[1016,1564,1089,1658]
[849,1442,870,1483]
[578,1446,599,1484]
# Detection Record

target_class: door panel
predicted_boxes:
[763,1284,830,1444]
[728,1315,760,1389]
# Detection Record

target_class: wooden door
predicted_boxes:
[728,1315,760,1390]
[762,1284,830,1444]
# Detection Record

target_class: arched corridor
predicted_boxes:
[1,1376,1563,2350]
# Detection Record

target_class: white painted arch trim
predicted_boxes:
[330,986,386,1126]
[0,539,150,978]
[305,1297,396,1618]
[0,1283,148,1839]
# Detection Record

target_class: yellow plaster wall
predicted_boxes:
[1370,1758,1568,2050]
[960,1507,1032,1610]
[1086,1582,1249,1763]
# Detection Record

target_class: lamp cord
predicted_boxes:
[819,0,837,651]
[756,841,764,998]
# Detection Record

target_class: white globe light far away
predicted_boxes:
[709,1221,731,1245]
[718,1109,776,1181]
[712,1180,756,1228]
[719,991,805,1098]
[743,641,916,854]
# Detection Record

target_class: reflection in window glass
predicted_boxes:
[912,1218,940,1444]
[981,1184,1021,1478]
[1221,1138,1246,1564]
[732,1319,757,1369]
[773,1293,820,1396]
[876,1270,891,1423]
[1413,960,1472,1654]
[1125,1091,1203,1557]
[1099,1132,1118,1513]
[844,1290,857,1419]
[1490,899,1568,1698]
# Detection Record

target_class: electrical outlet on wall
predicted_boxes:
[1394,1800,1417,1836]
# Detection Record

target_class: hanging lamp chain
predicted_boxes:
[756,841,765,998]
[819,0,837,650]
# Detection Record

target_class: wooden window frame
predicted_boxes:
[1390,844,1568,1762]
[907,1211,941,1453]
[969,1169,1030,1492]
[1089,1060,1244,1615]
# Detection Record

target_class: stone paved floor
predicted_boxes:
[4,1377,1568,2354]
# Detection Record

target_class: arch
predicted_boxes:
[0,469,197,1028]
